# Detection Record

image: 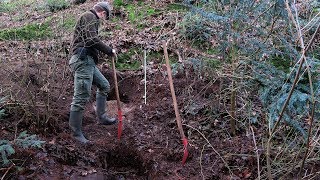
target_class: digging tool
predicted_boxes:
[162,41,189,165]
[111,56,123,140]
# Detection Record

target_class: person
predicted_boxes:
[68,1,117,144]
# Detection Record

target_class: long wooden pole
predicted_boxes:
[163,41,188,164]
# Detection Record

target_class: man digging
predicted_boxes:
[68,2,117,143]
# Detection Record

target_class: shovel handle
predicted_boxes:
[112,57,121,111]
[163,41,188,164]
[162,41,185,139]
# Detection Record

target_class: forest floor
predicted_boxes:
[0,0,265,179]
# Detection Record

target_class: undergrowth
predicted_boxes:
[180,0,320,178]
[0,131,45,165]
[46,0,70,12]
[0,21,52,41]
[0,0,37,13]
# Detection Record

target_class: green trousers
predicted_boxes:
[69,55,110,112]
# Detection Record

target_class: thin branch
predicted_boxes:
[298,22,320,180]
[182,123,233,175]
[200,144,205,180]
[1,163,14,180]
[250,126,261,180]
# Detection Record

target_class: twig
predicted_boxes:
[1,163,14,180]
[298,23,320,180]
[182,123,232,175]
[267,2,319,179]
[301,12,320,32]
[200,144,205,180]
[250,126,261,180]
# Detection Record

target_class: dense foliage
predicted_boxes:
[181,0,320,137]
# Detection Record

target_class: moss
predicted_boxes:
[151,26,161,32]
[125,3,157,25]
[206,47,219,55]
[148,51,163,62]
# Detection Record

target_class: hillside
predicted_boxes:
[0,0,320,179]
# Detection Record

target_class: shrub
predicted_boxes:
[253,58,320,138]
[180,13,214,47]
[46,0,70,12]
[0,131,45,165]
[0,22,52,41]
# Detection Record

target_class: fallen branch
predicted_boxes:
[1,163,14,180]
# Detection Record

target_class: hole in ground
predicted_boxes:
[97,143,151,176]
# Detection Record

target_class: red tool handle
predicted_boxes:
[112,57,123,140]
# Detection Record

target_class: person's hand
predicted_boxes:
[112,49,117,57]
[112,49,118,62]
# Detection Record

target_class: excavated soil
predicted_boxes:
[0,54,258,179]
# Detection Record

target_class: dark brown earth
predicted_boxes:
[0,53,258,179]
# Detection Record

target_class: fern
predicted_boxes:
[0,140,15,165]
[15,131,45,149]
[0,131,45,165]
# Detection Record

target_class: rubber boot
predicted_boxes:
[69,111,90,143]
[96,93,118,125]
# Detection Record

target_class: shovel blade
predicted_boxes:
[182,138,188,165]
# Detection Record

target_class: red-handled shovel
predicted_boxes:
[111,56,123,140]
[163,41,189,165]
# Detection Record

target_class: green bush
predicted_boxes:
[116,49,141,70]
[46,0,70,12]
[0,140,15,165]
[114,0,125,8]
[180,13,214,48]
[0,0,36,13]
[0,22,52,41]
[0,131,45,165]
